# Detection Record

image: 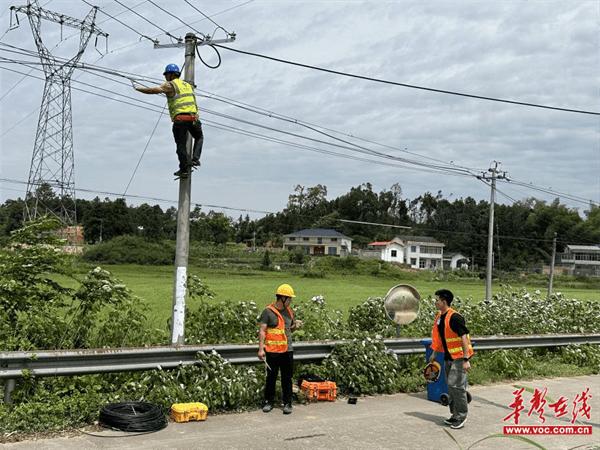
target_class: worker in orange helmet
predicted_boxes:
[258,283,303,415]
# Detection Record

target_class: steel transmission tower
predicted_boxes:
[10,1,107,224]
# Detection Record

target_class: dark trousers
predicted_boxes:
[172,120,204,170]
[265,351,293,405]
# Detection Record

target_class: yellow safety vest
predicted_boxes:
[167,78,198,121]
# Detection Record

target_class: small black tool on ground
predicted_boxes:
[348,397,358,405]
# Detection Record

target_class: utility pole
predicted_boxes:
[547,232,557,300]
[155,32,235,345]
[252,230,256,252]
[480,161,507,302]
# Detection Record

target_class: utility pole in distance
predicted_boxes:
[154,32,235,345]
[547,232,557,300]
[480,161,507,302]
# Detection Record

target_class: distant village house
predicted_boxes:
[361,235,448,270]
[283,228,352,257]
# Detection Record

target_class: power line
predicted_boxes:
[106,0,252,55]
[81,0,157,44]
[146,0,205,38]
[111,0,182,43]
[0,177,273,215]
[3,176,595,245]
[122,104,167,197]
[183,0,229,36]
[0,56,595,207]
[505,179,597,206]
[198,90,484,174]
[0,58,479,179]
[2,47,480,177]
[213,44,600,116]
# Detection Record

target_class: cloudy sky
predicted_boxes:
[0,0,598,220]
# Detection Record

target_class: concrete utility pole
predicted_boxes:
[547,232,557,300]
[155,32,235,345]
[480,161,507,302]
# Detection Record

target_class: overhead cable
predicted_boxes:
[112,0,182,43]
[107,0,253,54]
[0,57,477,178]
[0,177,274,215]
[212,44,600,116]
[81,0,156,45]
[183,0,229,37]
[0,59,594,206]
[198,90,484,173]
[146,0,205,38]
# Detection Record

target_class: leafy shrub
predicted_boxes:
[260,250,271,269]
[321,338,404,395]
[347,297,395,336]
[184,277,258,344]
[135,352,264,411]
[292,295,346,340]
[288,247,305,264]
[83,235,174,265]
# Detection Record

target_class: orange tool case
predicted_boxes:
[300,380,337,402]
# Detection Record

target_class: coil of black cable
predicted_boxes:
[99,401,167,432]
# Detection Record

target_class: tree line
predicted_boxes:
[1,182,598,270]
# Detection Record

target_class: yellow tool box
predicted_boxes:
[170,402,208,423]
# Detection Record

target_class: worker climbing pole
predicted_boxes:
[134,58,203,179]
[139,31,235,345]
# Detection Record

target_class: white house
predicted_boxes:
[399,235,444,270]
[363,235,445,270]
[283,228,352,256]
[365,237,405,262]
[443,252,470,270]
[560,244,600,277]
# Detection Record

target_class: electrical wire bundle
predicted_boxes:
[99,401,167,432]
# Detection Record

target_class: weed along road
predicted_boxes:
[4,375,599,450]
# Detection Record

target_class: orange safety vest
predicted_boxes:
[264,304,294,353]
[431,308,474,360]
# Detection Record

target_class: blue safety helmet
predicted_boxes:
[163,63,181,76]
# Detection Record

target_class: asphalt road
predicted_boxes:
[4,375,599,449]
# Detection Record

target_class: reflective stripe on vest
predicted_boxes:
[430,308,474,360]
[264,304,293,353]
[167,78,198,121]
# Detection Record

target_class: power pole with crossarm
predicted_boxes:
[154,32,235,345]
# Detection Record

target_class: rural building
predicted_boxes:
[363,237,405,263]
[362,235,445,270]
[442,252,470,270]
[283,228,352,256]
[560,244,600,277]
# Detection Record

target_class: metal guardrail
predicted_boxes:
[2,334,599,402]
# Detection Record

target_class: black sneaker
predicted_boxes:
[173,169,189,178]
[450,417,467,429]
[262,402,273,413]
[191,159,201,167]
[444,417,458,426]
[282,403,293,415]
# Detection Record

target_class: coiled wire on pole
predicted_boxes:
[99,401,167,432]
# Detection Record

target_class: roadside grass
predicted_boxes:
[61,263,600,329]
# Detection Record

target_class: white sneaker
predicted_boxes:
[450,417,467,429]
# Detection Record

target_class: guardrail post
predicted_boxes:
[3,379,15,404]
